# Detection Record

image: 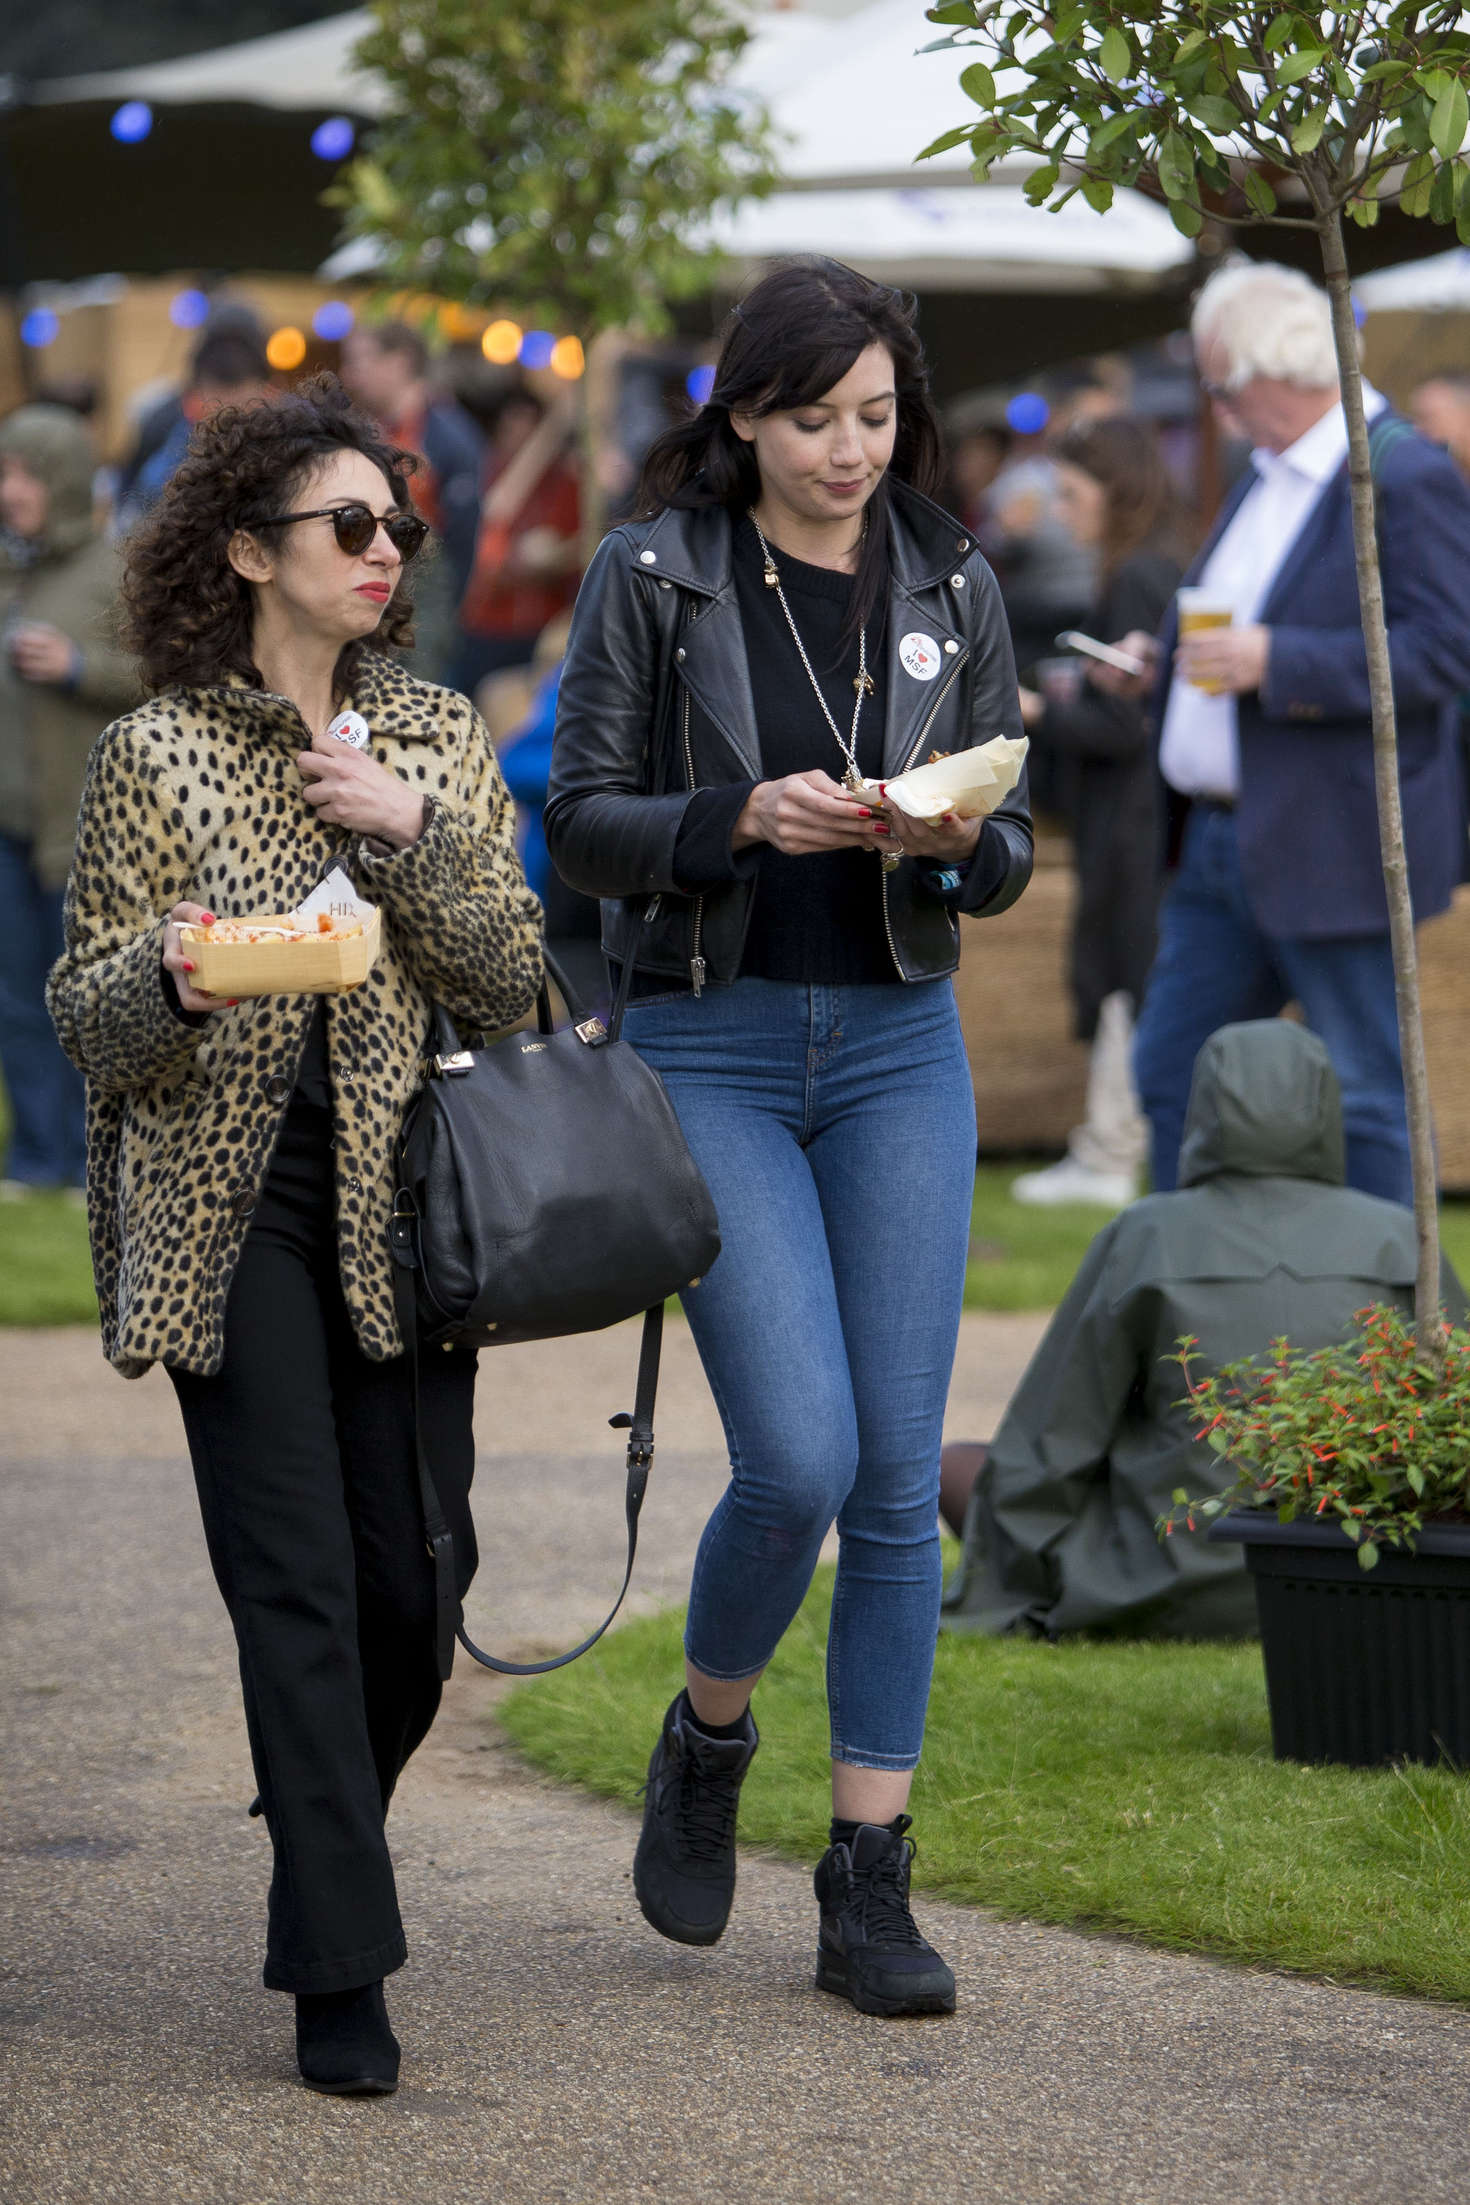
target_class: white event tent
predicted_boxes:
[36,2,1194,298]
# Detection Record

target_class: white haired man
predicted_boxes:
[1109,260,1470,1205]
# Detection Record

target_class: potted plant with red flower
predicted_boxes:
[1162,1305,1470,1767]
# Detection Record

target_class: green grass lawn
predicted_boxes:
[500,1559,1470,2003]
[3,1155,1470,1327]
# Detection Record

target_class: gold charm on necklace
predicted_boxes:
[853,671,875,699]
[762,554,779,589]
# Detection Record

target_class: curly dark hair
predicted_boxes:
[123,374,420,697]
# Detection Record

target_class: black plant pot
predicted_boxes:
[1209,1510,1470,1768]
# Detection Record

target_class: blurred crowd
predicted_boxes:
[5,274,1470,1250]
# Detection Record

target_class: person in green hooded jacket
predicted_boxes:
[0,404,136,1193]
[941,1019,1467,1640]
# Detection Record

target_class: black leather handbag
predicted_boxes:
[390,901,720,1681]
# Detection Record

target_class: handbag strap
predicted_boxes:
[390,1248,662,1681]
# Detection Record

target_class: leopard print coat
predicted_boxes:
[47,653,543,1378]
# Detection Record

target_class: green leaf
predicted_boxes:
[925,0,979,22]
[1430,77,1469,160]
[1291,105,1330,153]
[1187,93,1243,133]
[917,123,974,159]
[1080,174,1115,212]
[1275,47,1327,87]
[1263,12,1297,53]
[1456,163,1470,243]
[1175,29,1209,60]
[1098,25,1131,85]
[1168,196,1204,237]
[1023,160,1061,203]
[1401,149,1437,217]
[1431,155,1458,223]
[1158,127,1197,200]
[1359,1539,1380,1569]
[1091,108,1142,150]
[960,59,997,109]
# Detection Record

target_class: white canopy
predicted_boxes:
[1354,249,1470,313]
[706,183,1191,291]
[35,1,1192,289]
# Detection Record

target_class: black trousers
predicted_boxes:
[169,1099,478,1993]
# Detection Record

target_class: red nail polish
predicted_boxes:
[858,807,873,817]
[872,822,891,835]
[200,911,216,925]
[182,960,195,971]
[227,999,239,1007]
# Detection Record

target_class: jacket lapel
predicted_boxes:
[1257,468,1345,624]
[881,584,966,777]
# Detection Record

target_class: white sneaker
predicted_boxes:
[1009,1158,1137,1209]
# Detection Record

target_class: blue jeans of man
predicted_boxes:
[1134,804,1411,1204]
[0,831,86,1186]
[622,976,976,1770]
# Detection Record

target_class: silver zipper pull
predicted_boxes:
[690,954,706,996]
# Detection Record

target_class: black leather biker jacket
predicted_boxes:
[544,482,1033,992]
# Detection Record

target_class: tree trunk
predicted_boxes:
[1316,207,1444,1374]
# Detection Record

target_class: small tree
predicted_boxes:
[921,3,1470,1371]
[340,0,776,338]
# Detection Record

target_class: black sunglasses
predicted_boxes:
[258,502,431,561]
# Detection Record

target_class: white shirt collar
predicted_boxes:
[1252,380,1388,485]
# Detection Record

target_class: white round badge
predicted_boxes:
[326,709,371,750]
[898,632,942,682]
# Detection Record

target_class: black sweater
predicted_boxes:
[671,516,896,985]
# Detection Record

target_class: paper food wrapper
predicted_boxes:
[179,868,381,998]
[855,733,1029,823]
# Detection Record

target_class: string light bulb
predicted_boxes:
[549,336,585,380]
[481,320,522,365]
[266,326,308,372]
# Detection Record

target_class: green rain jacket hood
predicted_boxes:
[0,405,99,561]
[944,1020,1465,1641]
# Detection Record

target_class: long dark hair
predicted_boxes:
[1050,416,1194,584]
[123,374,417,697]
[638,257,944,638]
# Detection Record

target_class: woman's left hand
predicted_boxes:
[297,727,424,848]
[879,801,984,864]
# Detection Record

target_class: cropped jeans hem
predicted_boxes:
[829,1744,923,1773]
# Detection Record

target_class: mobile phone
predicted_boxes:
[1055,629,1148,677]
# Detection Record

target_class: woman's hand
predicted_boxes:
[8,620,78,685]
[162,902,231,1015]
[1086,630,1159,699]
[733,770,892,856]
[1018,685,1045,729]
[297,727,424,848]
[880,802,984,864]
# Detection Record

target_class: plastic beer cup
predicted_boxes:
[1177,588,1234,694]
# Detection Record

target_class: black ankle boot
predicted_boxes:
[813,1817,956,2017]
[633,1691,759,1946]
[295,1979,400,2096]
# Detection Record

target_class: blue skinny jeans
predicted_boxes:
[622,976,976,1771]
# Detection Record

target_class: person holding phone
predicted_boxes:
[47,377,542,2096]
[1013,416,1190,1207]
[547,257,1032,2017]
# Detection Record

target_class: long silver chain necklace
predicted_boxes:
[748,508,876,799]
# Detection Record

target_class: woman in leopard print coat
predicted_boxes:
[47,378,542,2096]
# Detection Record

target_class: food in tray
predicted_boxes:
[203,914,365,946]
[851,731,1029,823]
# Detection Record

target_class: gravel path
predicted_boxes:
[3,1318,1469,2205]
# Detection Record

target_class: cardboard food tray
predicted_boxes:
[180,906,381,997]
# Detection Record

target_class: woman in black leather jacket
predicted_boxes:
[546,258,1031,2018]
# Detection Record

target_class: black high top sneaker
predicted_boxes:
[633,1691,759,1945]
[813,1817,957,2016]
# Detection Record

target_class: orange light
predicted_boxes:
[438,301,482,344]
[549,335,585,380]
[266,326,308,372]
[481,319,522,365]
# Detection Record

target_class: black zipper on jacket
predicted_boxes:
[678,634,706,996]
[877,647,968,982]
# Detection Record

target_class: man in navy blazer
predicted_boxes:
[1111,261,1470,1207]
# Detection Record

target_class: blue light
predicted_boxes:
[311,116,356,162]
[1351,293,1367,329]
[110,101,153,144]
[20,308,59,349]
[1005,391,1050,435]
[519,329,555,370]
[685,364,716,405]
[169,288,210,330]
[313,300,356,342]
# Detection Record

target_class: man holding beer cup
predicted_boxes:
[1099,260,1470,1207]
